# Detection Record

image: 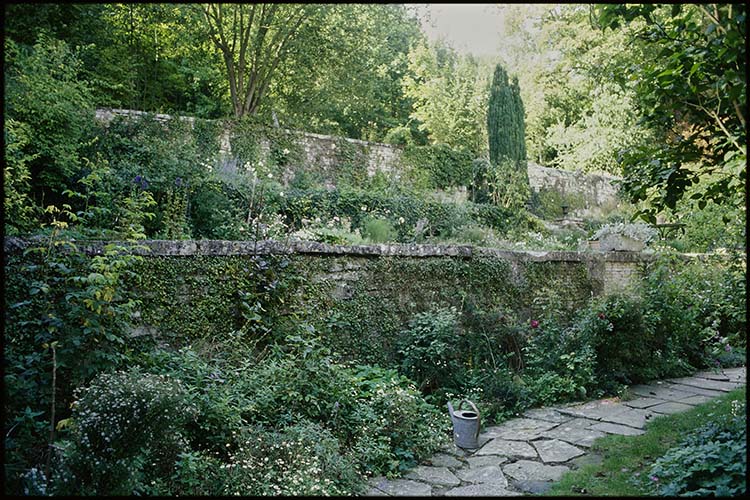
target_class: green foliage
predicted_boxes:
[52,369,196,495]
[402,39,490,154]
[640,253,747,367]
[647,399,746,497]
[595,4,746,222]
[401,143,475,190]
[222,422,363,496]
[3,35,95,206]
[50,338,448,494]
[397,307,464,393]
[488,64,525,165]
[527,187,587,220]
[3,119,38,234]
[269,186,522,244]
[361,217,397,243]
[383,125,414,146]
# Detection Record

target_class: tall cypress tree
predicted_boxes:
[488,63,526,165]
[485,63,530,207]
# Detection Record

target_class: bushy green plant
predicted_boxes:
[397,307,464,393]
[361,216,397,243]
[647,399,746,497]
[400,143,474,190]
[576,293,660,387]
[52,369,197,495]
[223,422,363,496]
[640,253,746,370]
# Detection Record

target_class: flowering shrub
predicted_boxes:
[347,365,447,475]
[223,422,363,496]
[52,369,197,495]
[592,222,658,243]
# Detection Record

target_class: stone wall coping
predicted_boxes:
[5,236,727,263]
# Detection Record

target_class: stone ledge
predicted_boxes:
[3,236,726,263]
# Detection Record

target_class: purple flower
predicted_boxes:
[132,175,149,190]
[530,320,539,329]
[650,475,659,482]
[175,177,183,187]
[725,344,732,352]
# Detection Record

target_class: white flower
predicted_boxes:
[267,173,273,179]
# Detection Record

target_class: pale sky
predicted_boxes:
[409,3,509,57]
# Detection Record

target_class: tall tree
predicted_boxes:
[484,63,530,208]
[199,3,323,119]
[487,64,526,165]
[402,39,491,154]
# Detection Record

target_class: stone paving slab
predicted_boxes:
[647,401,695,415]
[540,426,607,448]
[405,466,460,487]
[623,396,667,409]
[668,376,743,392]
[667,383,725,398]
[425,453,464,468]
[371,478,432,496]
[694,367,745,382]
[521,408,572,423]
[599,407,654,428]
[466,455,509,468]
[456,465,508,486]
[444,484,521,496]
[475,439,538,458]
[558,417,601,429]
[374,368,745,496]
[558,398,629,420]
[490,418,559,441]
[532,439,585,463]
[628,384,696,401]
[678,394,713,406]
[590,421,646,436]
[513,479,554,495]
[503,460,569,482]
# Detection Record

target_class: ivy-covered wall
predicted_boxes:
[4,237,649,367]
[93,108,621,209]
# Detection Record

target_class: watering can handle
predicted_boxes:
[457,399,480,439]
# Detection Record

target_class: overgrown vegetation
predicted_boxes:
[3,2,746,496]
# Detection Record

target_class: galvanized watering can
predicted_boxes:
[447,399,480,449]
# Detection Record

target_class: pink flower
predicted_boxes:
[598,312,606,319]
[530,320,539,328]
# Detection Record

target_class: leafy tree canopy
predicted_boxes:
[595,3,746,222]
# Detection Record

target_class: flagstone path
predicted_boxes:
[365,367,746,496]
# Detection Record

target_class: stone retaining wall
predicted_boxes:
[93,108,621,209]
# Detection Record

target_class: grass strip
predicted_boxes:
[544,385,746,496]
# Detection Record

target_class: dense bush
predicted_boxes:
[400,143,474,190]
[44,333,449,495]
[266,186,524,243]
[52,370,196,495]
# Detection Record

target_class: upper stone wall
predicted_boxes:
[94,108,621,208]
